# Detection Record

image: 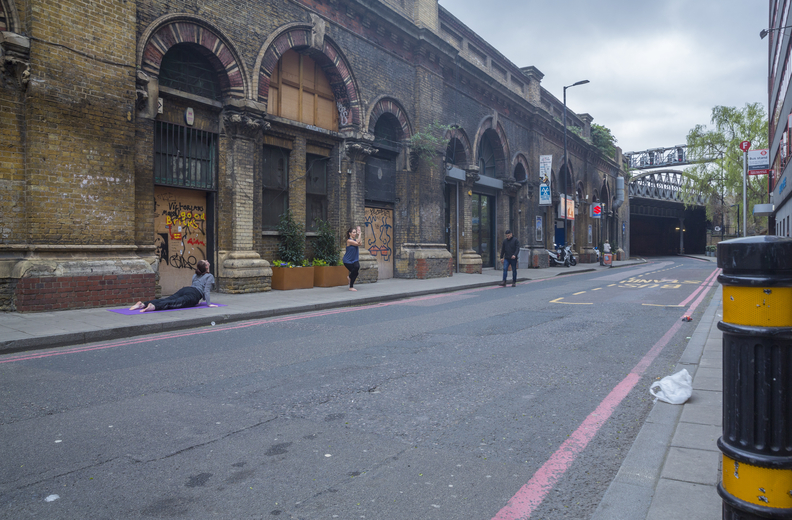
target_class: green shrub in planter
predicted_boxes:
[313,219,340,266]
[277,209,305,265]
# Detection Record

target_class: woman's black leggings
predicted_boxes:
[344,261,360,288]
[144,287,202,311]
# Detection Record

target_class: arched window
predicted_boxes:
[365,114,401,204]
[514,163,526,183]
[445,138,467,167]
[0,2,8,31]
[154,44,219,189]
[479,135,496,177]
[373,114,403,151]
[159,44,221,101]
[268,49,337,131]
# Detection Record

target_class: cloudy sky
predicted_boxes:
[438,0,770,154]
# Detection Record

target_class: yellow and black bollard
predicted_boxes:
[717,236,792,519]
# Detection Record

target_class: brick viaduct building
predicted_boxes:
[0,0,628,311]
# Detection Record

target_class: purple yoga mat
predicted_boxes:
[109,303,227,315]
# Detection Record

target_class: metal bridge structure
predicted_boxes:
[628,170,708,206]
[623,143,722,170]
[626,165,709,255]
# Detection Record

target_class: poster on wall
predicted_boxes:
[154,187,208,295]
[561,194,575,220]
[536,215,543,242]
[539,155,552,205]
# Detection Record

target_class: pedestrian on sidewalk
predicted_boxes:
[499,229,520,287]
[343,225,362,292]
[129,260,217,312]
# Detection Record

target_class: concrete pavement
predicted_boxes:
[0,255,726,520]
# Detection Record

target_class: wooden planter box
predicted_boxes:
[271,266,314,290]
[314,265,349,287]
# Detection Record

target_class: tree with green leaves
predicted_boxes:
[591,123,617,159]
[408,122,452,165]
[685,103,769,235]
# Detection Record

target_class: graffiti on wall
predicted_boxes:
[364,208,393,261]
[364,207,394,279]
[154,188,208,295]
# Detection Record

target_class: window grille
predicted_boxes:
[263,145,289,230]
[159,45,221,101]
[306,154,328,231]
[154,121,217,190]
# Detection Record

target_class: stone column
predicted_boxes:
[217,106,272,293]
[457,166,482,274]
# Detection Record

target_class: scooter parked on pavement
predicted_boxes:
[547,244,577,267]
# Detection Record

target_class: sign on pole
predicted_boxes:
[590,202,602,218]
[748,149,771,176]
[539,155,552,205]
[739,141,751,152]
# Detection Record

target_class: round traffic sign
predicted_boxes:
[739,141,751,152]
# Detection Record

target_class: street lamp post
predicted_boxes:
[760,25,792,39]
[562,79,589,247]
[720,151,725,242]
[730,203,740,237]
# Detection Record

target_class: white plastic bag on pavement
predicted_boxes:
[649,369,692,404]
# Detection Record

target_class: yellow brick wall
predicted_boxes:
[0,89,25,243]
[23,0,137,244]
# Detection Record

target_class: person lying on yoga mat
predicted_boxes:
[129,260,217,312]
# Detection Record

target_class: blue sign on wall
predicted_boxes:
[539,185,551,205]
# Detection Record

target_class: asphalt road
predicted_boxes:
[0,257,720,520]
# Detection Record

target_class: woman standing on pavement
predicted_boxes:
[129,259,218,312]
[343,226,362,291]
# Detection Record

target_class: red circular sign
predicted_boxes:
[739,141,751,152]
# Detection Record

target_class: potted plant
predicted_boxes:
[312,219,348,287]
[271,209,314,290]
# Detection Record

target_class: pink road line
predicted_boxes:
[0,284,513,364]
[677,268,720,307]
[492,269,720,520]
[1,265,649,365]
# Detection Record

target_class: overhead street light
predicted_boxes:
[760,25,792,39]
[562,79,590,247]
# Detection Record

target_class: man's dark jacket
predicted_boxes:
[500,236,520,260]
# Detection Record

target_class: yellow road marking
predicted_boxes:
[573,291,586,295]
[642,304,684,307]
[608,284,616,287]
[592,288,602,291]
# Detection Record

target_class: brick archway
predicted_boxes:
[0,0,20,32]
[474,117,510,176]
[368,97,411,138]
[139,17,247,99]
[444,127,473,166]
[512,153,530,182]
[254,27,361,128]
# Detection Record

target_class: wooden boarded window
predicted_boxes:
[268,49,338,131]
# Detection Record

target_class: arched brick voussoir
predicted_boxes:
[368,98,412,138]
[254,29,361,127]
[140,20,247,99]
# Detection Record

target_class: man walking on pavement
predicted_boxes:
[499,229,520,287]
